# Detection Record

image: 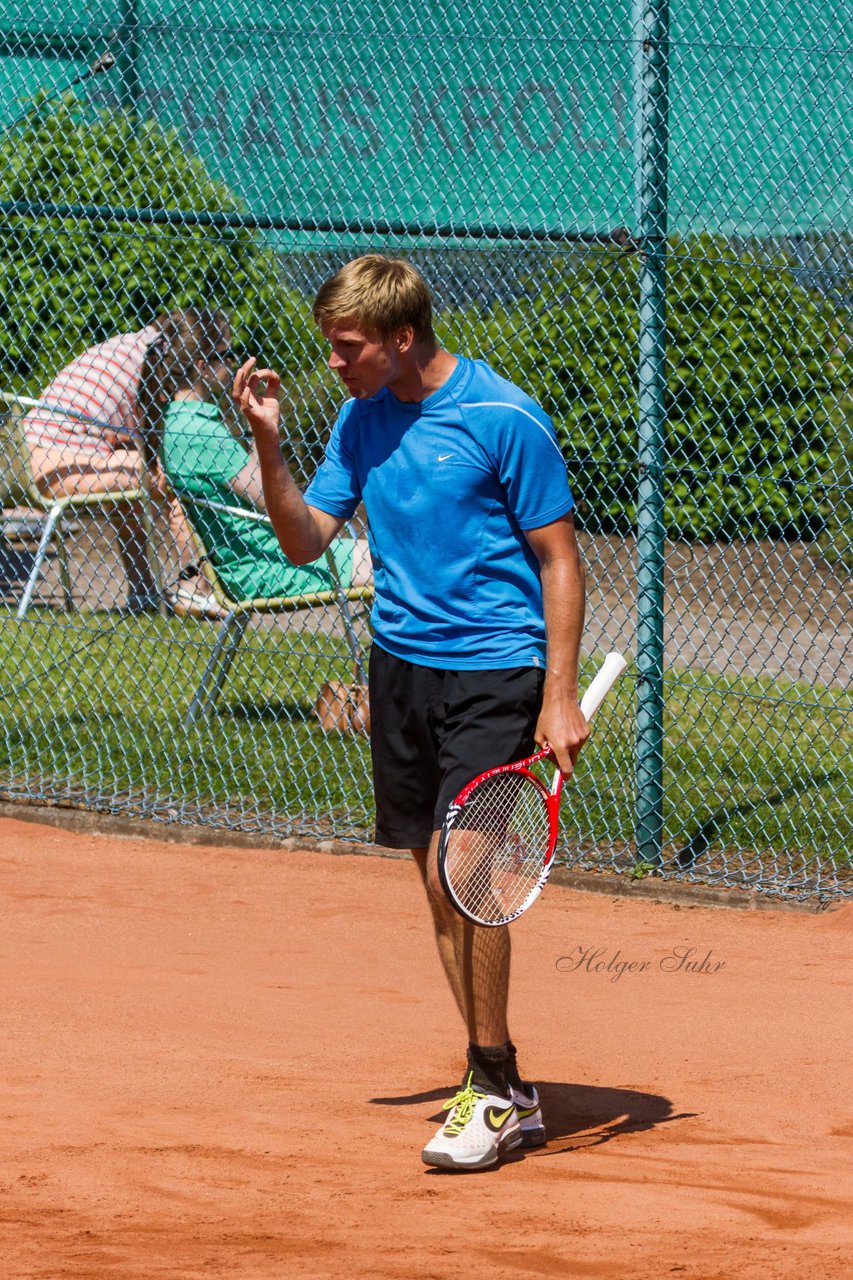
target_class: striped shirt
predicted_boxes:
[24,326,160,454]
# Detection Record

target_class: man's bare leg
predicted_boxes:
[411,846,467,1022]
[411,837,511,1047]
[415,839,545,1165]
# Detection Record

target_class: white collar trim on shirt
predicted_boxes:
[458,400,566,461]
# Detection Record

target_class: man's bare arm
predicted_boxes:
[232,357,342,562]
[524,514,589,776]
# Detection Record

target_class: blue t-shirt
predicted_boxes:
[304,355,574,669]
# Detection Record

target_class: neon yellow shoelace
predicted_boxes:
[442,1082,478,1135]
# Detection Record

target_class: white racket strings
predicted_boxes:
[444,773,549,921]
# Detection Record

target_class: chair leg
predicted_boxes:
[184,611,248,727]
[324,545,368,684]
[338,592,368,684]
[139,490,165,612]
[15,505,62,620]
[56,514,74,612]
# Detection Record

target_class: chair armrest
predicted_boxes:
[186,495,273,525]
[2,391,138,440]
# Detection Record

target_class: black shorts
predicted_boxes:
[369,644,546,849]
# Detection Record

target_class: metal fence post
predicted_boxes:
[117,0,141,118]
[634,0,670,866]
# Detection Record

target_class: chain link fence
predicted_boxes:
[0,1,850,899]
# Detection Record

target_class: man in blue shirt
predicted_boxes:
[233,254,589,1171]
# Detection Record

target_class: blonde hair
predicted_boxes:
[313,255,435,344]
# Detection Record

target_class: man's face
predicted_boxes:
[322,322,403,400]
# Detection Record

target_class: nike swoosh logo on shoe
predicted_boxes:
[484,1104,516,1131]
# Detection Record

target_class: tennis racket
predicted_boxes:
[437,651,628,927]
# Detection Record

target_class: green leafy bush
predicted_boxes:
[456,238,849,541]
[0,103,847,544]
[817,414,852,567]
[0,101,322,395]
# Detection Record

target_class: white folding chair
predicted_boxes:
[0,392,159,617]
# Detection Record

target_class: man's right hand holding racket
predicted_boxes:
[534,677,591,776]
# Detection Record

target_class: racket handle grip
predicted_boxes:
[580,651,629,721]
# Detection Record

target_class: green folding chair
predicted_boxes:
[179,495,372,727]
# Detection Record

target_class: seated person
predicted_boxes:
[22,313,221,614]
[140,314,371,603]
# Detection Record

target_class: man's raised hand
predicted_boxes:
[233,357,282,448]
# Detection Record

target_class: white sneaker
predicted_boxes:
[169,585,229,620]
[421,1073,522,1171]
[509,1083,546,1148]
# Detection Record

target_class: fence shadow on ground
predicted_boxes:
[677,767,849,870]
[216,698,314,724]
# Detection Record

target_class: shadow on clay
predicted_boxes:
[370,1081,696,1161]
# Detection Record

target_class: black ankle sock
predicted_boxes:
[466,1043,511,1097]
[502,1040,526,1094]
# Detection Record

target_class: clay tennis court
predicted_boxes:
[1,815,850,1279]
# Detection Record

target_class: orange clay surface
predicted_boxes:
[0,815,851,1279]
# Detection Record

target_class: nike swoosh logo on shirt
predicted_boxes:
[437,453,454,461]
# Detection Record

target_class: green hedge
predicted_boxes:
[0,102,847,542]
[0,101,324,396]
[456,239,849,541]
